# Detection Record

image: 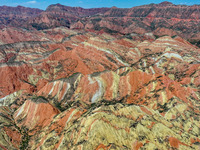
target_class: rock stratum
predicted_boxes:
[0,2,200,44]
[0,2,200,150]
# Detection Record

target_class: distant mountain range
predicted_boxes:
[0,1,199,43]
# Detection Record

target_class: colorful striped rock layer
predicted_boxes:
[0,26,199,150]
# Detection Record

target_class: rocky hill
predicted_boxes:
[0,2,200,150]
[0,5,43,29]
[0,26,199,149]
[0,2,199,43]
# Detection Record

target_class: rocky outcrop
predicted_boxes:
[14,97,60,132]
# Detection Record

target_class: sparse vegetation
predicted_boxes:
[31,95,48,103]
[189,39,200,48]
[20,127,30,150]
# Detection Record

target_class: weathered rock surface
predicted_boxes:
[27,103,200,150]
[0,2,200,150]
[0,27,199,149]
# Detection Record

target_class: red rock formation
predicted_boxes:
[0,28,199,149]
[14,98,60,132]
[0,3,199,41]
[0,5,42,29]
[0,2,199,149]
[0,27,47,44]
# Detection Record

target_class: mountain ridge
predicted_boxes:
[0,2,199,42]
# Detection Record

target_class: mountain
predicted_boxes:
[0,2,200,150]
[0,2,199,43]
[72,2,200,41]
[0,5,43,29]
